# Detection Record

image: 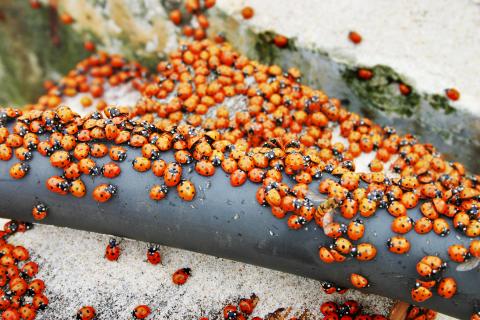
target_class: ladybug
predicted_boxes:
[416,256,446,277]
[350,273,369,288]
[132,305,151,319]
[177,180,196,201]
[9,162,30,179]
[32,203,48,221]
[320,301,338,315]
[340,198,358,219]
[0,144,13,161]
[92,184,117,202]
[433,218,450,237]
[287,215,306,230]
[391,216,414,234]
[12,246,29,261]
[355,243,377,261]
[109,146,127,162]
[221,158,238,174]
[1,309,21,320]
[149,185,168,201]
[46,176,70,195]
[172,268,191,285]
[358,198,377,217]
[102,162,121,179]
[73,143,90,160]
[319,246,335,264]
[50,150,71,168]
[386,236,411,254]
[27,279,45,295]
[223,305,238,319]
[21,261,39,278]
[78,158,101,176]
[174,150,193,164]
[152,160,167,177]
[64,163,81,180]
[14,147,33,162]
[414,217,433,234]
[411,286,432,303]
[76,306,97,320]
[470,240,480,258]
[32,293,49,310]
[164,162,183,187]
[146,245,161,265]
[70,179,87,198]
[437,277,457,299]
[387,201,407,217]
[141,143,160,160]
[448,244,469,263]
[105,238,120,261]
[195,160,216,177]
[132,157,152,172]
[343,300,361,316]
[335,237,353,255]
[230,169,247,187]
[238,294,258,315]
[347,219,365,241]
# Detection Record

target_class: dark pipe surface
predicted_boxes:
[0,144,478,319]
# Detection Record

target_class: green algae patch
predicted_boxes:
[342,65,421,117]
[0,0,90,105]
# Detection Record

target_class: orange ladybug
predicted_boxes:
[105,238,120,261]
[347,219,365,241]
[76,306,97,320]
[132,157,151,172]
[350,273,369,288]
[132,305,151,319]
[287,215,306,230]
[70,179,87,198]
[150,185,168,201]
[177,180,196,201]
[448,244,469,263]
[172,268,191,285]
[411,286,432,303]
[32,203,48,221]
[102,162,121,179]
[391,216,414,234]
[437,277,457,299]
[230,169,247,187]
[238,294,258,315]
[355,243,377,261]
[146,245,161,265]
[387,236,411,254]
[164,162,183,187]
[9,162,30,179]
[92,184,117,202]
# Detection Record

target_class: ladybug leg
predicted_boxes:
[389,301,409,320]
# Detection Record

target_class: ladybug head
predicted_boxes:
[182,268,191,275]
[109,238,117,247]
[106,184,118,194]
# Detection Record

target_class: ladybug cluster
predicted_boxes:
[2,2,479,317]
[412,256,457,303]
[406,305,438,320]
[0,220,48,320]
[320,300,387,320]
[1,36,478,313]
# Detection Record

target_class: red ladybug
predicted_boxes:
[230,169,247,187]
[102,162,121,179]
[18,305,36,320]
[9,162,30,179]
[149,184,168,201]
[76,306,97,320]
[46,176,70,195]
[32,203,48,221]
[105,238,120,261]
[320,301,338,315]
[386,236,410,254]
[172,268,191,285]
[92,184,118,203]
[238,294,258,315]
[177,180,196,201]
[164,162,182,187]
[32,293,49,310]
[146,245,161,265]
[132,305,151,319]
[350,273,369,288]
[1,309,21,320]
[437,277,457,299]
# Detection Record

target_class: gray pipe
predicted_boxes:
[0,141,478,319]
